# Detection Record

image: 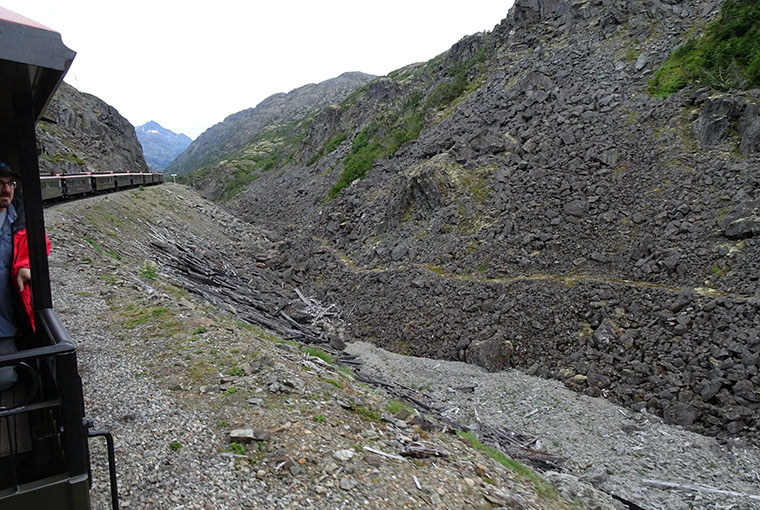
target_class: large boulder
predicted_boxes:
[465,333,513,372]
[718,201,760,239]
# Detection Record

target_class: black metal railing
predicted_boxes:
[0,309,95,509]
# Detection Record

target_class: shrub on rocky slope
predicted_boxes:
[649,0,760,95]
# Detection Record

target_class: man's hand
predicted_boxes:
[17,267,30,292]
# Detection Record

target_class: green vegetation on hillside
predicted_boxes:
[328,125,384,199]
[186,117,312,201]
[327,48,487,199]
[188,43,489,202]
[40,152,85,165]
[648,0,760,96]
[306,132,347,166]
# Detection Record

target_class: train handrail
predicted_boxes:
[0,307,77,368]
[0,341,76,366]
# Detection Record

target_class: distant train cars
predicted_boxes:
[40,171,164,202]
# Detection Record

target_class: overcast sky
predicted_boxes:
[5,2,513,139]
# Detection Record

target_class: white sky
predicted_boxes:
[4,2,513,140]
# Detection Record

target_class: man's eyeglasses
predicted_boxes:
[0,180,17,190]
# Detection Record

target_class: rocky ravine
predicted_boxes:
[45,184,760,509]
[216,0,760,441]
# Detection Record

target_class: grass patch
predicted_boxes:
[83,236,103,254]
[426,265,446,275]
[99,274,119,285]
[40,152,85,165]
[163,283,190,301]
[385,400,413,415]
[352,405,381,422]
[105,247,122,261]
[225,366,245,376]
[649,0,760,96]
[228,442,246,455]
[160,319,183,338]
[322,378,344,390]
[139,261,159,280]
[120,304,170,329]
[188,360,216,381]
[458,431,558,499]
[303,346,334,365]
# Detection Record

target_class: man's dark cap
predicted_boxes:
[0,162,20,180]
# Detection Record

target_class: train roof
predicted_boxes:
[0,7,76,127]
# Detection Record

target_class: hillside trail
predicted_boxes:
[246,216,756,305]
[44,185,760,510]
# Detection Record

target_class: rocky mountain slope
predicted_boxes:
[37,82,149,174]
[165,71,375,199]
[175,0,760,441]
[47,185,760,510]
[135,120,191,172]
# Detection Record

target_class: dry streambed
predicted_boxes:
[44,186,591,509]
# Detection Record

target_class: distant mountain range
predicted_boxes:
[136,121,192,172]
[165,72,375,182]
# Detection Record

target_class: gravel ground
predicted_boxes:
[41,185,760,509]
[346,341,760,510]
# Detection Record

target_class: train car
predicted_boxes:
[111,172,131,190]
[61,174,92,197]
[40,175,64,202]
[91,173,116,192]
[0,8,118,510]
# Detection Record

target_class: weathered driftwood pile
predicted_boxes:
[148,236,338,349]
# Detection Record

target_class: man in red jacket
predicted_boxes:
[0,162,35,391]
